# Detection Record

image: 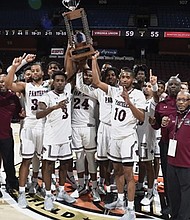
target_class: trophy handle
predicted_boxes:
[62,0,81,11]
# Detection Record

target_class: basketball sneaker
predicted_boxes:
[91,188,101,202]
[18,191,28,208]
[56,190,76,203]
[140,192,154,206]
[119,207,136,220]
[104,198,125,210]
[70,185,87,198]
[44,194,54,211]
[97,184,106,195]
[66,175,77,189]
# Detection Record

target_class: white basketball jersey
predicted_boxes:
[76,72,112,125]
[42,84,72,145]
[137,97,157,147]
[107,85,146,140]
[24,82,49,127]
[71,87,98,127]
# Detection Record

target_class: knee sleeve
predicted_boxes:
[86,151,97,174]
[76,151,85,173]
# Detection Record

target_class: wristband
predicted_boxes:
[152,83,158,92]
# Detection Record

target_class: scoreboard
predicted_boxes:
[125,30,163,38]
[0,28,190,39]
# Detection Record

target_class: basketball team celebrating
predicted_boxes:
[1,47,190,220]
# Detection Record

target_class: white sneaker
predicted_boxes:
[140,192,154,206]
[56,190,76,203]
[18,191,28,208]
[44,194,54,211]
[70,185,87,198]
[119,207,136,220]
[91,188,101,202]
[104,198,125,210]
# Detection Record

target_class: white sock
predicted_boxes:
[19,186,25,193]
[128,201,134,210]
[46,190,51,195]
[118,193,124,201]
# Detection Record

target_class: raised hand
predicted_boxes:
[149,69,157,86]
[92,50,100,60]
[24,54,36,63]
[12,56,23,68]
[121,86,131,106]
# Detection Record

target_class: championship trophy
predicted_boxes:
[62,0,95,61]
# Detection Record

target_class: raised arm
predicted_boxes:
[6,53,36,74]
[4,56,26,92]
[149,69,159,103]
[64,43,77,80]
[92,51,108,93]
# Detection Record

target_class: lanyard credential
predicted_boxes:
[173,109,190,139]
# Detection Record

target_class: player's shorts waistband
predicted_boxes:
[101,121,111,126]
[87,123,95,127]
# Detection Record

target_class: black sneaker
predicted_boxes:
[66,175,77,189]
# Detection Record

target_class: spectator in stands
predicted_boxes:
[161,90,190,220]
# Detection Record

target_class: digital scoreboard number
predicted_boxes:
[125,30,164,38]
